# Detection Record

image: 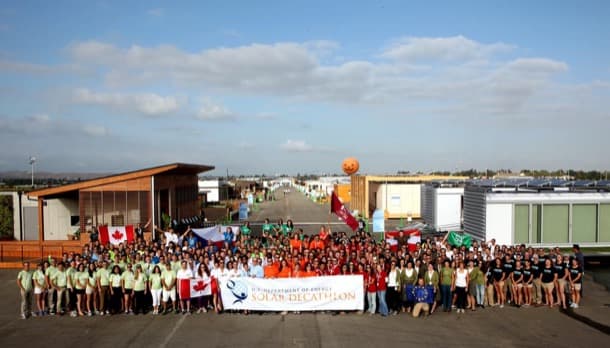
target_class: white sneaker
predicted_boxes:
[500,304,504,308]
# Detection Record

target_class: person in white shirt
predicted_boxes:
[452,261,470,314]
[386,261,400,315]
[176,261,193,314]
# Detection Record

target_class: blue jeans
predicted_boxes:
[440,284,452,310]
[367,292,376,314]
[377,290,388,316]
[475,284,485,305]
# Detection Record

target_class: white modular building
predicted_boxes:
[198,179,229,203]
[421,184,464,231]
[463,179,610,247]
[375,183,422,219]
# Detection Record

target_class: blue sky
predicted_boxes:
[1,0,609,175]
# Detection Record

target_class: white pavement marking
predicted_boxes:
[159,314,186,348]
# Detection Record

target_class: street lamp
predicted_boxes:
[29,156,36,187]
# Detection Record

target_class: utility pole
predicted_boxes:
[29,156,36,187]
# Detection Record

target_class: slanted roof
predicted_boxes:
[28,163,214,198]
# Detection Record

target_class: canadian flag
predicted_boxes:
[179,278,211,299]
[99,225,135,245]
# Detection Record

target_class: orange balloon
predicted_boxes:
[342,157,360,175]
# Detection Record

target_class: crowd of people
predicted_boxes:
[15,218,586,320]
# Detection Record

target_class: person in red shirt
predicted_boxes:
[376,264,389,316]
[365,266,377,315]
[329,258,341,276]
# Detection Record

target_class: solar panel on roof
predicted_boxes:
[573,180,595,187]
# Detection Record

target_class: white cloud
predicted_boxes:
[280,139,313,152]
[196,99,237,121]
[5,36,583,120]
[381,35,514,62]
[72,88,183,116]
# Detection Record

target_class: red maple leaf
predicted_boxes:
[112,230,124,240]
[193,281,208,292]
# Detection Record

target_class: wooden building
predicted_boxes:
[27,163,214,241]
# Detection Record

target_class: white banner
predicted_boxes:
[219,275,364,311]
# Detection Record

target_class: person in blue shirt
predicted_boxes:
[249,258,264,278]
[223,227,234,250]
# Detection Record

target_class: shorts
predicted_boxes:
[572,283,582,291]
[557,279,567,289]
[34,287,44,295]
[514,283,523,289]
[542,282,554,291]
[162,288,176,302]
[526,284,533,288]
[86,287,95,295]
[75,288,85,295]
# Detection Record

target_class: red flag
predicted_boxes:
[99,225,134,245]
[330,191,359,231]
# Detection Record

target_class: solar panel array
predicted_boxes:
[467,178,610,190]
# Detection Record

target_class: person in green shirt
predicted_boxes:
[85,263,98,316]
[74,263,88,316]
[440,260,455,312]
[45,258,58,315]
[240,222,252,243]
[121,264,135,314]
[109,265,123,314]
[149,265,163,315]
[66,260,78,317]
[50,262,69,315]
[33,263,47,316]
[272,218,284,236]
[161,263,177,314]
[17,261,33,319]
[133,264,148,315]
[96,261,110,315]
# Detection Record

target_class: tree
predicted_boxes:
[0,195,14,240]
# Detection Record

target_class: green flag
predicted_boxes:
[447,231,472,248]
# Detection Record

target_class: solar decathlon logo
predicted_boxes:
[226,280,248,304]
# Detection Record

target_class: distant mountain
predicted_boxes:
[0,171,110,181]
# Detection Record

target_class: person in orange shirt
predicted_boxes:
[309,235,325,250]
[276,260,292,278]
[289,234,302,252]
[293,263,303,278]
[303,263,317,277]
[263,258,279,278]
[319,226,329,244]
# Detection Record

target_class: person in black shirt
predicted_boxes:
[502,255,514,304]
[554,255,569,310]
[540,259,557,308]
[568,258,583,309]
[522,260,534,307]
[530,255,543,305]
[491,258,506,308]
[510,260,523,307]
[135,219,151,242]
